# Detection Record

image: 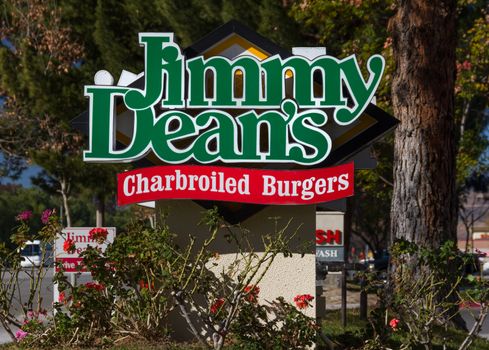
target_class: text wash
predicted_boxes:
[117,164,354,206]
[84,33,385,165]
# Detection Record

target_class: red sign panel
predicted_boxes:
[316,229,343,246]
[117,163,354,206]
[55,257,85,273]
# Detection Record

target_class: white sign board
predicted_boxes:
[55,227,116,273]
[316,211,344,262]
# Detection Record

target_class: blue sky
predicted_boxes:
[0,153,42,187]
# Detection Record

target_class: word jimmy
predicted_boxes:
[84,33,385,165]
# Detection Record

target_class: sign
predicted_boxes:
[316,211,345,262]
[316,246,345,261]
[55,227,116,273]
[83,34,384,165]
[118,163,353,206]
[72,21,397,219]
[83,31,384,204]
[316,229,343,246]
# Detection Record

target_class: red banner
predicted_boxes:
[117,163,354,206]
[56,257,85,273]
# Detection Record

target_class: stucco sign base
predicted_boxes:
[155,200,315,341]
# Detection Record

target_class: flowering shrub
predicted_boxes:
[40,209,53,225]
[165,209,311,350]
[53,221,177,343]
[2,209,318,349]
[63,238,76,253]
[15,329,28,341]
[243,285,260,303]
[88,227,108,244]
[231,296,317,349]
[389,318,399,331]
[294,294,314,309]
[363,239,489,350]
[16,210,33,222]
[210,298,225,314]
[0,210,59,344]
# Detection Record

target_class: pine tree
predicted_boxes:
[258,0,300,49]
[220,0,261,29]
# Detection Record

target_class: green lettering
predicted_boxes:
[84,86,153,162]
[124,33,184,110]
[151,111,197,163]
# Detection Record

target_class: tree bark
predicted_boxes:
[390,0,458,247]
[60,178,72,227]
[95,193,105,227]
[389,0,466,329]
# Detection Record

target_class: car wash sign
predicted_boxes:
[83,30,386,206]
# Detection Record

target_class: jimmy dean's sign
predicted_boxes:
[84,33,385,166]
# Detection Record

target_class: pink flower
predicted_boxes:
[457,60,472,72]
[389,318,400,330]
[16,210,32,222]
[15,329,28,341]
[210,298,225,314]
[88,227,108,244]
[41,209,54,224]
[475,248,487,257]
[63,239,76,254]
[294,294,314,309]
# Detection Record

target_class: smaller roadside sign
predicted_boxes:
[316,211,345,262]
[316,246,345,261]
[55,227,116,273]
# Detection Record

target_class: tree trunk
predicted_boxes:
[390,0,457,247]
[389,0,464,329]
[60,179,72,227]
[95,193,105,227]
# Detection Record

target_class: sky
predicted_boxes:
[0,153,42,187]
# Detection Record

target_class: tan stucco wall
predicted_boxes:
[155,200,315,340]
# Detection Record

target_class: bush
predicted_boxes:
[231,296,317,349]
[9,208,319,349]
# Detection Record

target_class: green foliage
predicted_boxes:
[291,0,395,104]
[220,0,260,28]
[230,297,317,349]
[322,309,489,350]
[454,1,489,188]
[257,0,301,49]
[292,0,489,254]
[15,209,314,349]
[364,240,489,349]
[53,222,175,343]
[0,185,57,247]
[154,0,221,47]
